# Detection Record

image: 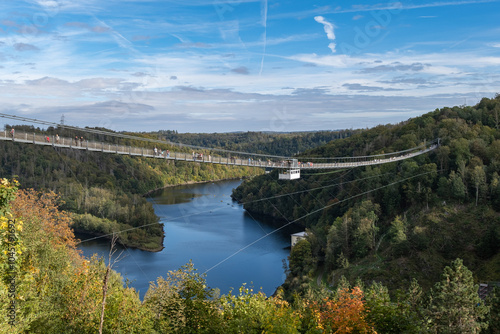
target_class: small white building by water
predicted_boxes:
[291,231,307,247]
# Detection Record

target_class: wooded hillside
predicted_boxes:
[0,129,260,250]
[3,98,500,332]
[1,177,498,334]
[232,95,500,296]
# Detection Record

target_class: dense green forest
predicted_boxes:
[1,178,498,333]
[153,129,357,157]
[232,95,500,299]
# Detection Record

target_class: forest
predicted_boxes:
[232,96,500,309]
[1,178,498,333]
[2,96,500,332]
[153,129,357,157]
[0,128,262,251]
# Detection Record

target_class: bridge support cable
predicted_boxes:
[203,168,442,274]
[0,128,439,172]
[1,112,438,172]
[0,112,289,160]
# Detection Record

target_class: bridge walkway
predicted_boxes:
[0,130,438,170]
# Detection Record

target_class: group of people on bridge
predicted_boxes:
[4,127,437,169]
[193,151,211,161]
[9,128,87,147]
[153,147,171,158]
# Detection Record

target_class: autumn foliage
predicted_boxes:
[307,287,376,334]
[0,178,494,333]
[11,189,78,251]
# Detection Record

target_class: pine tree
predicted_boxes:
[428,258,489,333]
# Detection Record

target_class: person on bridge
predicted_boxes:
[55,134,60,144]
[10,128,14,140]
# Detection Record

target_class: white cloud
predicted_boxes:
[0,1,499,133]
[314,16,336,53]
[1,88,484,133]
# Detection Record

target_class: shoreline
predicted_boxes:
[73,229,165,252]
[75,178,249,253]
[142,177,246,197]
[142,178,246,252]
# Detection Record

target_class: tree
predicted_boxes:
[289,239,313,276]
[99,234,125,334]
[326,214,352,266]
[307,286,376,333]
[428,258,489,333]
[471,165,486,206]
[365,281,428,333]
[0,179,37,333]
[389,215,407,244]
[354,212,378,256]
[436,145,450,171]
[0,178,18,215]
[449,171,466,202]
[5,184,153,333]
[352,200,380,258]
[437,176,449,199]
[484,287,500,334]
[219,285,300,334]
[144,261,221,333]
[450,138,472,167]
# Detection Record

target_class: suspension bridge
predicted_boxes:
[0,112,438,179]
[0,128,438,178]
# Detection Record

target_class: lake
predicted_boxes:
[77,179,300,299]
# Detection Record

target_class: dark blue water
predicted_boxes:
[77,180,298,299]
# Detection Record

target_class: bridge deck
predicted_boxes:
[0,130,437,170]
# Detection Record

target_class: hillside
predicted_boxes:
[2,177,498,334]
[153,129,357,157]
[232,95,500,294]
[0,128,262,251]
[3,99,500,332]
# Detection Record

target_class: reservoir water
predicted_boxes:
[77,179,299,299]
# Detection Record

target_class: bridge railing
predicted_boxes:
[1,130,286,166]
[1,129,437,170]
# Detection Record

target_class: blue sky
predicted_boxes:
[0,0,499,133]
